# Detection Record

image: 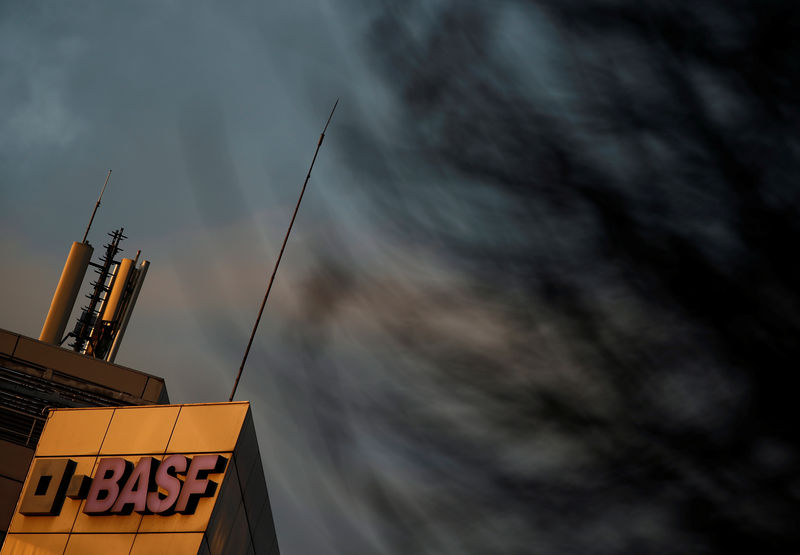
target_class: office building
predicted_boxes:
[1,226,279,553]
[1,401,277,554]
[0,329,168,546]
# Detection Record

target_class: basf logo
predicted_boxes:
[19,455,227,517]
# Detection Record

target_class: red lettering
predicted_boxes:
[146,454,188,514]
[84,458,129,514]
[174,455,226,514]
[112,457,155,514]
[81,454,226,516]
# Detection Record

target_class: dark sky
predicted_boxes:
[3,1,800,553]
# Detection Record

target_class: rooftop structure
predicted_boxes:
[0,328,168,544]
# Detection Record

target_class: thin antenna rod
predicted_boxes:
[229,99,339,402]
[83,170,112,243]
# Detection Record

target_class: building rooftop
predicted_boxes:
[0,327,168,450]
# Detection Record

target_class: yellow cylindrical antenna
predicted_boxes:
[106,259,149,363]
[39,241,93,344]
[101,257,135,323]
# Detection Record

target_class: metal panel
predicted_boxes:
[0,360,154,449]
[13,338,147,398]
[35,409,113,457]
[141,377,167,403]
[233,411,260,492]
[166,403,248,454]
[99,405,180,455]
[18,459,74,516]
[232,412,275,550]
[0,329,17,356]
[129,532,205,554]
[0,477,22,532]
[9,456,96,534]
[250,483,277,554]
[205,460,242,554]
[0,439,34,482]
[0,533,69,554]
[198,534,211,555]
[210,499,253,555]
[240,461,268,539]
[63,533,135,554]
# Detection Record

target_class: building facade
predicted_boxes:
[2,223,280,553]
[0,328,168,546]
[2,401,277,554]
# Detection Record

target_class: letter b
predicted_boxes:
[84,458,130,515]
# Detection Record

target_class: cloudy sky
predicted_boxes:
[3,1,800,553]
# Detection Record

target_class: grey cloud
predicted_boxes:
[4,0,800,554]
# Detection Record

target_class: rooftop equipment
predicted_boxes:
[38,171,149,362]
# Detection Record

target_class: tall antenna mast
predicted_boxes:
[82,170,112,243]
[229,99,339,402]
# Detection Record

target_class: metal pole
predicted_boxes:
[229,99,339,402]
[83,170,112,243]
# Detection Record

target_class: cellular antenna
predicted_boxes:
[229,98,339,402]
[82,170,112,243]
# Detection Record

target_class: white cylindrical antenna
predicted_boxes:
[229,98,338,402]
[39,241,94,344]
[106,259,149,363]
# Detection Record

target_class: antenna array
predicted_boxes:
[70,228,126,354]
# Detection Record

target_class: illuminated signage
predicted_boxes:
[19,455,227,517]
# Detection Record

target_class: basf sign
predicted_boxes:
[2,402,277,555]
[19,454,227,517]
